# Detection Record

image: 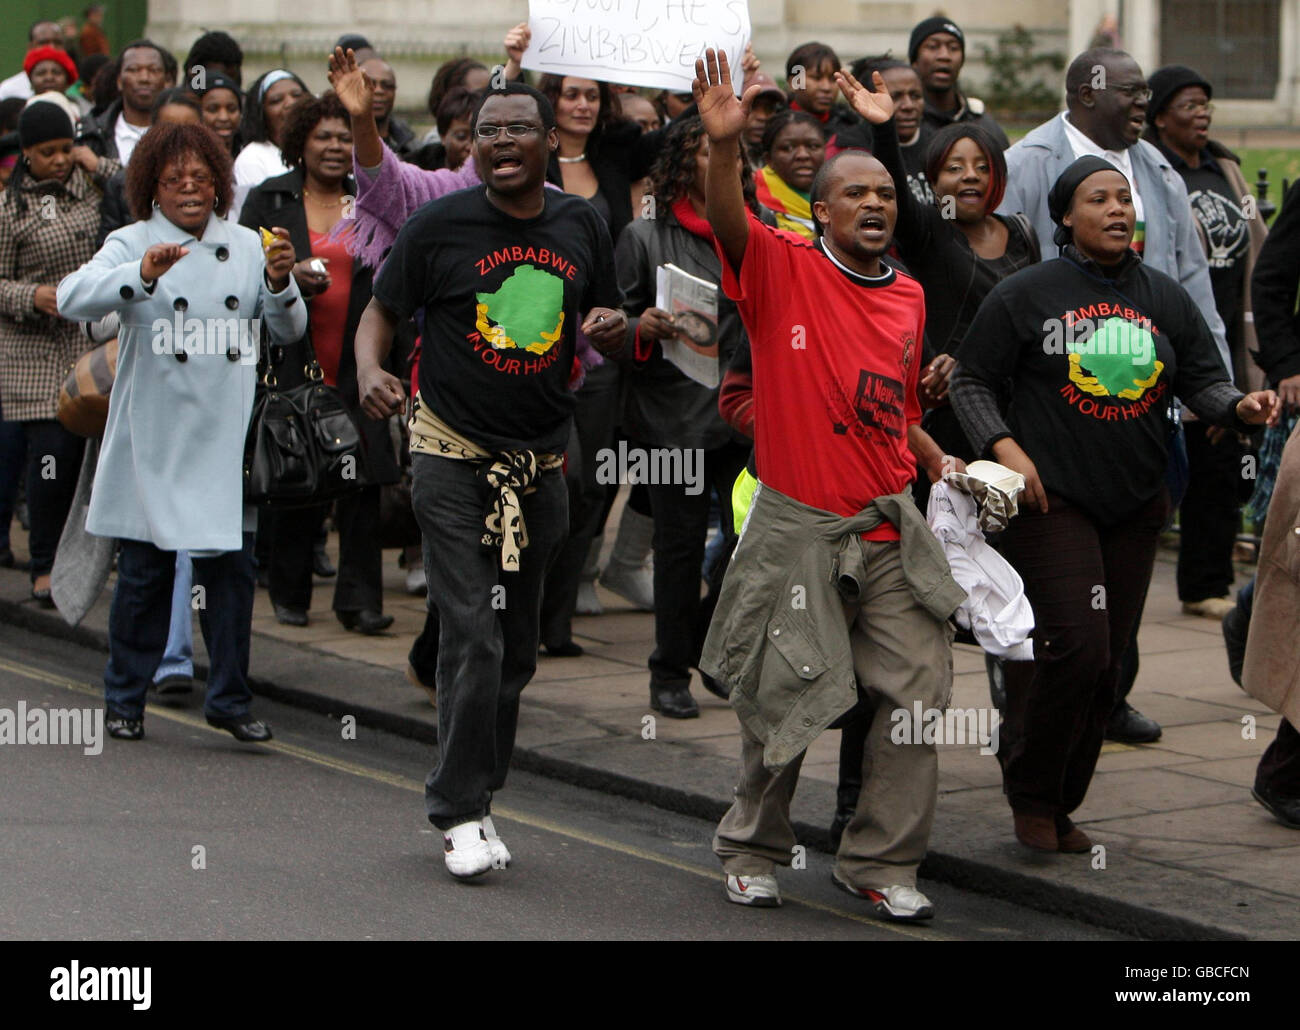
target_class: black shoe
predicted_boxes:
[107,716,144,740]
[1252,785,1300,829]
[650,685,699,719]
[699,671,731,700]
[543,640,584,657]
[153,673,194,697]
[1105,702,1162,743]
[313,549,337,578]
[255,567,270,589]
[273,603,308,627]
[337,609,394,635]
[206,713,273,742]
[30,586,54,609]
[0,545,14,568]
[1222,606,1248,687]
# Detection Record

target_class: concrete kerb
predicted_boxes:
[0,594,1257,941]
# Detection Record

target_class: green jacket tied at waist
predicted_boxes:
[701,481,966,772]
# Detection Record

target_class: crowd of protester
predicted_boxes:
[1,12,1297,917]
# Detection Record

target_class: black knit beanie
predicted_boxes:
[18,99,75,147]
[1147,65,1212,124]
[909,17,964,63]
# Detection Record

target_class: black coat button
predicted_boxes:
[215,246,229,261]
[120,285,133,299]
[285,296,298,307]
[271,345,285,365]
[226,347,240,361]
[225,295,239,310]
[173,297,188,311]
[175,351,188,363]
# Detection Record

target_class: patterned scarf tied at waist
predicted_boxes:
[409,393,562,572]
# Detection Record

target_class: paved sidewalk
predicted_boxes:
[2,524,1296,939]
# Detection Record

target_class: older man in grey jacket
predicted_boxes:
[994,47,1228,746]
[998,48,1230,374]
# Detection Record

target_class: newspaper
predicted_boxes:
[654,263,720,388]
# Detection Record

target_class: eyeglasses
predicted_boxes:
[1174,100,1215,115]
[157,171,214,189]
[475,124,542,140]
[1113,83,1153,102]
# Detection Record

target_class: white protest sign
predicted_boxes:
[522,0,750,93]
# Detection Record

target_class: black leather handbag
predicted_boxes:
[244,339,371,507]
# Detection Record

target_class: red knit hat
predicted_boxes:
[23,46,79,86]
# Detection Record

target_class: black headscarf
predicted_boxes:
[1048,155,1126,248]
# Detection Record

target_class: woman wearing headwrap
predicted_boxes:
[194,71,243,157]
[948,156,1281,853]
[231,69,309,217]
[0,99,117,604]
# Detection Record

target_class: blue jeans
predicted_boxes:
[153,551,195,682]
[412,453,567,830]
[105,534,255,721]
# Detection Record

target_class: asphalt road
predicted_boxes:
[0,621,1130,941]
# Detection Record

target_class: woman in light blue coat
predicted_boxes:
[57,122,305,743]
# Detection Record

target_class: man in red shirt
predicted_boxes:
[694,50,958,921]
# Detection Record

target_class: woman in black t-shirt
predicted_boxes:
[948,156,1279,854]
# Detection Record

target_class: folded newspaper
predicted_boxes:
[654,263,720,388]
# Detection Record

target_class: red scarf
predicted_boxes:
[671,196,714,240]
[789,99,831,124]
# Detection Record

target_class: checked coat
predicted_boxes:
[0,162,117,422]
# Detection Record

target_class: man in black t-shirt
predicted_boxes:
[353,82,625,881]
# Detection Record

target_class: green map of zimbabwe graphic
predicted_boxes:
[475,265,566,354]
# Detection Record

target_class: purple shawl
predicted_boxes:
[342,148,602,383]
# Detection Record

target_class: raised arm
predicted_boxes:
[694,49,762,275]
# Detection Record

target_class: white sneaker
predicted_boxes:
[833,872,934,921]
[725,873,781,907]
[406,566,428,596]
[482,815,511,869]
[443,820,493,879]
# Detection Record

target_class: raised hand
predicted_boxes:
[328,46,375,119]
[693,48,762,144]
[140,243,190,282]
[504,22,531,63]
[834,69,895,125]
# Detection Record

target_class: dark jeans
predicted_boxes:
[645,440,747,691]
[540,360,620,648]
[412,453,567,830]
[1177,422,1246,602]
[104,533,256,721]
[264,486,383,612]
[997,490,1169,817]
[22,420,84,579]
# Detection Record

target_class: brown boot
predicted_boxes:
[1055,815,1092,853]
[1013,811,1058,852]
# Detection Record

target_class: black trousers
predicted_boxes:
[540,361,620,648]
[645,440,748,691]
[265,485,383,612]
[1177,422,1247,602]
[998,491,1169,817]
[22,420,84,580]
